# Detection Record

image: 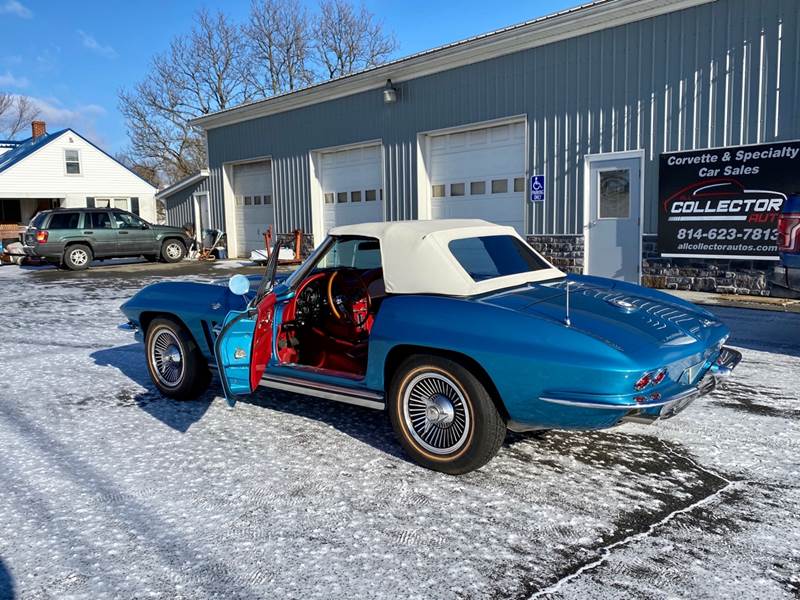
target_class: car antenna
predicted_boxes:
[564,280,572,327]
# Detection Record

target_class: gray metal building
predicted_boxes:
[165,0,799,293]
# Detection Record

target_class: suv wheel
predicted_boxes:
[161,239,186,263]
[63,244,92,271]
[145,317,211,399]
[388,355,506,475]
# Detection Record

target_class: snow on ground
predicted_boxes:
[0,262,798,599]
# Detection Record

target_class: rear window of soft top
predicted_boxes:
[448,235,551,282]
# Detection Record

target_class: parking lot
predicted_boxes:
[0,261,798,599]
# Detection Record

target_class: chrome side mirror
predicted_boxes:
[228,274,250,295]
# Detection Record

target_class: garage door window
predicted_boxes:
[450,183,465,197]
[337,192,348,203]
[491,179,508,194]
[324,193,334,204]
[514,177,526,193]
[432,184,445,198]
[264,194,272,204]
[254,195,262,205]
[365,189,377,202]
[470,181,485,195]
[235,196,243,206]
[351,191,362,203]
[244,196,252,206]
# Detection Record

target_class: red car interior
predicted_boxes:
[275,267,385,377]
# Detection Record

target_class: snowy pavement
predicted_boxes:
[0,262,798,599]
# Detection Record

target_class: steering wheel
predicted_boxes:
[327,270,371,327]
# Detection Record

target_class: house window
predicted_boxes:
[65,150,81,174]
[95,198,111,208]
[113,198,128,211]
[470,181,486,195]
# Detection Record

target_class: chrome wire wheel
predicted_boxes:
[403,371,471,455]
[69,247,89,266]
[149,327,185,389]
[165,242,183,260]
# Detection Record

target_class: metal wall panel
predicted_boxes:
[163,177,208,227]
[204,0,799,237]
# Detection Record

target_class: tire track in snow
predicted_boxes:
[528,441,740,598]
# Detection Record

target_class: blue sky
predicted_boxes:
[0,0,577,153]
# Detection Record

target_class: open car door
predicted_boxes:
[215,242,280,406]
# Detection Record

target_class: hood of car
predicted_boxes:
[476,275,725,352]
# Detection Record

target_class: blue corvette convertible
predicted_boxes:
[120,220,741,474]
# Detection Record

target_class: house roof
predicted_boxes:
[0,129,68,173]
[156,170,209,200]
[0,128,157,190]
[190,0,711,130]
[328,219,565,296]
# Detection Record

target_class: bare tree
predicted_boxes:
[0,94,40,139]
[244,0,313,96]
[119,9,252,182]
[313,0,397,79]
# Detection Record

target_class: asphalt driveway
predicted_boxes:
[0,261,798,599]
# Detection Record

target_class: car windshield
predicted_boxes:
[284,236,381,289]
[448,235,551,282]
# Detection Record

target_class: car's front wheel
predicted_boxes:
[161,239,186,263]
[388,355,506,474]
[63,244,92,271]
[145,317,210,400]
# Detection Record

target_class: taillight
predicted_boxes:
[35,231,48,243]
[634,373,651,391]
[652,369,667,385]
[778,213,800,253]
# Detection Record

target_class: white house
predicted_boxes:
[0,121,157,226]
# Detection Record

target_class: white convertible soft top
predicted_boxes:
[328,219,565,296]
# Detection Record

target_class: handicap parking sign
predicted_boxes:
[530,175,545,202]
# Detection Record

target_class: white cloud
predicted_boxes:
[77,30,117,59]
[8,95,107,142]
[0,71,29,88]
[0,1,32,18]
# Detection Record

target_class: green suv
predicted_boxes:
[23,208,193,271]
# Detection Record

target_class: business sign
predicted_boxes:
[530,175,545,202]
[658,140,800,259]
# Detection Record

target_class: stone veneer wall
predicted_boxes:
[641,235,771,296]
[528,234,772,296]
[527,235,584,274]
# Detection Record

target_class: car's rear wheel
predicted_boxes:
[63,244,92,271]
[145,317,210,400]
[161,239,186,263]
[388,355,506,475]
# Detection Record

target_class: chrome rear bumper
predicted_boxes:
[538,346,742,425]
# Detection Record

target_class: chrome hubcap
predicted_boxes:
[166,243,182,259]
[70,249,88,265]
[403,372,470,455]
[150,328,184,388]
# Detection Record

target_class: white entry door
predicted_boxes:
[584,152,642,282]
[233,161,274,257]
[320,144,383,232]
[427,121,526,233]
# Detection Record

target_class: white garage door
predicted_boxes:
[233,161,274,257]
[320,145,383,232]
[428,122,526,234]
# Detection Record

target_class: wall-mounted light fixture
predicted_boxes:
[383,79,397,104]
